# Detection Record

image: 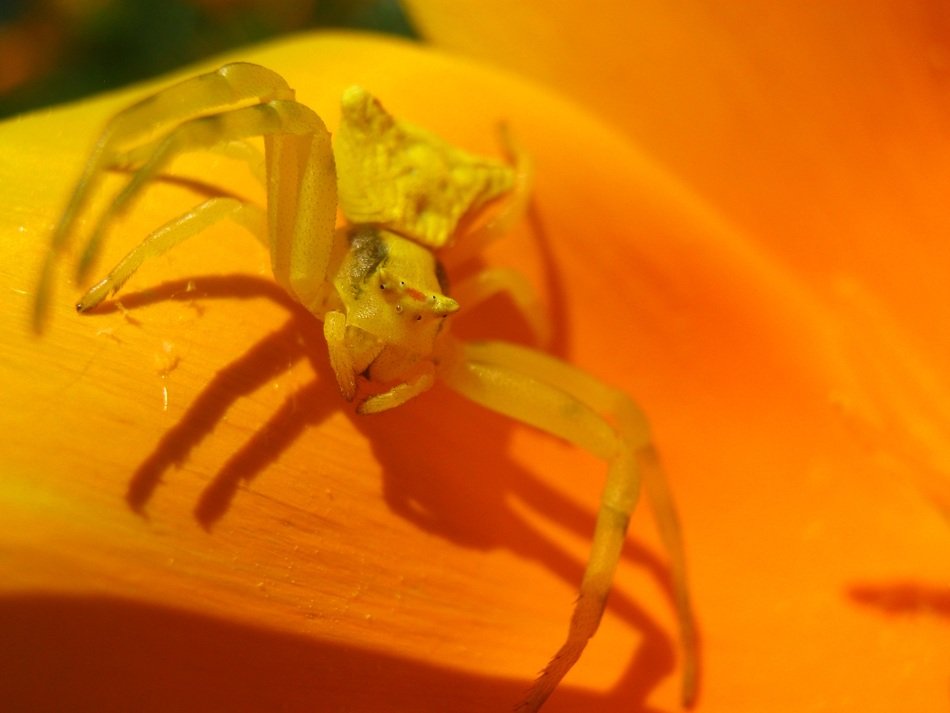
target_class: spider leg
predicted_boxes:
[115,137,268,186]
[33,64,296,331]
[444,132,551,347]
[323,310,358,401]
[357,363,436,414]
[440,339,696,712]
[58,100,333,320]
[451,267,551,347]
[446,125,534,267]
[212,140,267,185]
[79,101,330,274]
[77,197,266,312]
[70,88,336,315]
[261,104,337,309]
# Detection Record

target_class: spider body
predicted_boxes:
[33,63,696,711]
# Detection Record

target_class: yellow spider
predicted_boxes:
[32,63,697,711]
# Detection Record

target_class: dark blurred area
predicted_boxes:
[0,0,416,118]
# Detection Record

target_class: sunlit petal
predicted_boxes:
[1,31,946,712]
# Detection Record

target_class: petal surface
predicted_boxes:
[0,31,947,713]
[406,2,950,510]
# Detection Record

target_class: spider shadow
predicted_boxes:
[105,274,342,523]
[103,234,690,709]
[846,580,950,620]
[358,384,682,708]
[118,201,574,528]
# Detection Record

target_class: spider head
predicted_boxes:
[362,266,458,353]
[334,228,459,357]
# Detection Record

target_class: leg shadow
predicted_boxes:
[103,265,694,710]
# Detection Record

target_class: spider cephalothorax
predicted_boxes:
[326,225,459,411]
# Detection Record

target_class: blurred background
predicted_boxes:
[0,0,416,118]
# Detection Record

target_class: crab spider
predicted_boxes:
[32,63,697,711]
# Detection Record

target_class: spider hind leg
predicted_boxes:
[440,339,696,711]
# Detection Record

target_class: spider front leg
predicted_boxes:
[32,63,337,330]
[439,339,696,712]
[451,267,551,347]
[76,197,266,311]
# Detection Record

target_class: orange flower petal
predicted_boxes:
[0,32,947,712]
[407,1,950,512]
[405,2,950,277]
